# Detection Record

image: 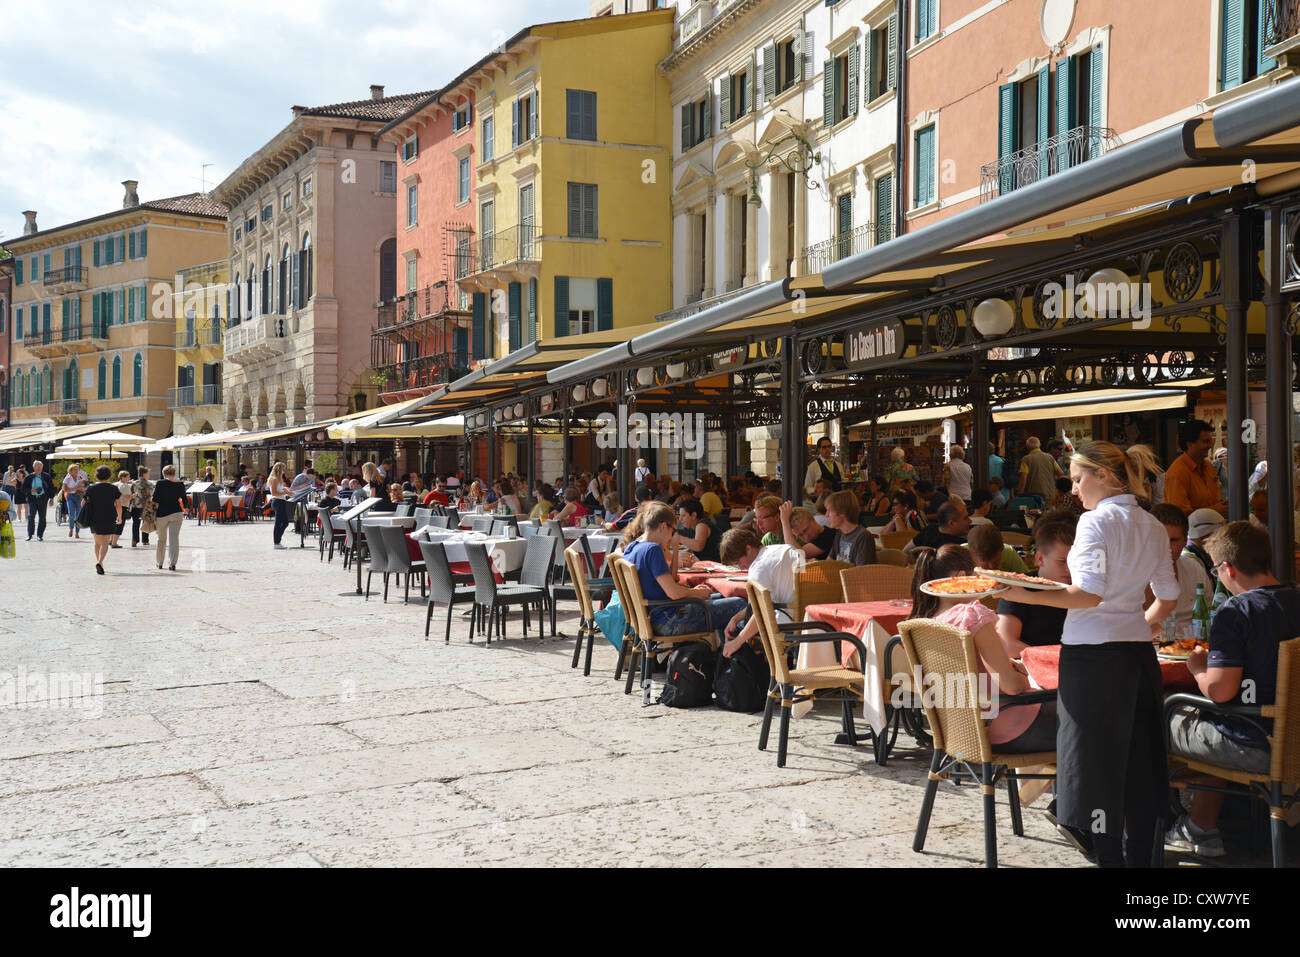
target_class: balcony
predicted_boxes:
[979,125,1118,203]
[375,283,465,336]
[47,398,86,422]
[175,325,223,349]
[42,266,88,293]
[457,224,542,290]
[799,223,876,275]
[1265,0,1300,50]
[223,315,289,365]
[167,384,223,409]
[21,329,57,357]
[374,355,469,397]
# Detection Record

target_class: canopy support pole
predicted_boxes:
[972,381,990,491]
[1224,213,1251,520]
[780,335,803,502]
[1263,206,1296,579]
[618,371,634,508]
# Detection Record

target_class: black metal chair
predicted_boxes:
[362,522,393,601]
[417,540,478,642]
[319,509,346,562]
[469,515,493,534]
[378,524,424,603]
[465,543,547,643]
[518,534,557,639]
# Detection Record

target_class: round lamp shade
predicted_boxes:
[666,361,686,379]
[513,403,524,419]
[972,298,1015,337]
[1079,267,1132,318]
[636,367,655,387]
[591,379,608,397]
[572,384,586,402]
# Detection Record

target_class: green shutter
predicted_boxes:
[763,43,776,101]
[527,278,537,343]
[1088,46,1104,159]
[129,232,136,259]
[875,172,892,245]
[1221,0,1247,90]
[13,259,21,284]
[62,299,70,334]
[471,292,486,360]
[794,27,804,81]
[703,90,712,137]
[140,285,148,321]
[836,193,852,259]
[1055,56,1077,170]
[554,276,569,337]
[93,241,100,267]
[98,359,106,399]
[1259,0,1278,74]
[92,294,100,334]
[128,285,135,323]
[1037,64,1051,178]
[865,29,875,101]
[596,277,612,331]
[719,73,731,128]
[507,281,521,352]
[139,229,147,257]
[681,103,692,152]
[847,41,860,115]
[822,59,835,127]
[512,99,521,147]
[133,354,142,397]
[919,126,936,206]
[998,82,1018,195]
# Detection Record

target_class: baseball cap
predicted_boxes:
[1188,508,1225,540]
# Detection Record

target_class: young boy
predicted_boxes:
[1150,503,1212,629]
[995,518,1075,658]
[1166,522,1300,857]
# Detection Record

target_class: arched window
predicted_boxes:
[301,232,313,305]
[41,365,51,405]
[133,353,143,397]
[261,254,272,315]
[279,243,290,313]
[112,355,121,399]
[232,272,241,324]
[245,262,255,315]
[98,358,107,400]
[68,359,79,399]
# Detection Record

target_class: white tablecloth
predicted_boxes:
[218,492,239,506]
[363,515,416,528]
[413,528,527,574]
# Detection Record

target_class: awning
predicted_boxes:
[0,419,143,451]
[328,414,464,441]
[850,405,972,427]
[992,388,1190,423]
[144,429,250,453]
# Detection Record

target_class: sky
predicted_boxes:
[0,0,590,243]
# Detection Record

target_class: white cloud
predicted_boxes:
[0,0,587,240]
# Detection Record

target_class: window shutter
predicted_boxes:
[128,285,135,323]
[291,250,300,309]
[918,127,936,206]
[305,248,313,300]
[471,292,487,360]
[746,56,756,114]
[512,99,521,147]
[822,59,835,127]
[568,183,581,237]
[1221,0,1247,90]
[554,276,570,337]
[888,14,899,91]
[567,90,580,139]
[527,278,537,343]
[703,89,712,137]
[112,356,121,398]
[14,259,21,284]
[1088,47,1105,158]
[584,184,597,238]
[875,172,892,245]
[140,285,148,321]
[129,232,136,259]
[794,27,804,80]
[998,82,1019,194]
[507,281,521,352]
[847,40,860,115]
[119,236,126,262]
[139,229,147,256]
[837,192,852,238]
[1055,56,1077,170]
[530,90,538,139]
[681,103,692,152]
[1258,1,1278,74]
[133,354,142,397]
[92,295,100,333]
[763,43,776,101]
[719,73,731,128]
[864,29,875,101]
[14,306,21,339]
[1037,64,1052,178]
[62,299,70,334]
[596,277,613,331]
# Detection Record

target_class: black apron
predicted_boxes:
[1056,641,1167,866]
[816,458,843,492]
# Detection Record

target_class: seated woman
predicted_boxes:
[529,482,554,520]
[863,476,891,518]
[677,497,720,563]
[907,545,1057,754]
[551,485,590,526]
[621,502,747,645]
[461,480,487,509]
[879,489,927,534]
[372,483,402,513]
[495,480,522,514]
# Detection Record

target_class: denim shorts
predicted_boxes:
[1168,705,1269,775]
[654,596,749,641]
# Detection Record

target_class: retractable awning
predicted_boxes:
[0,419,143,451]
[992,388,1190,423]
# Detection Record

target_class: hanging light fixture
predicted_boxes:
[1077,267,1132,319]
[591,378,608,397]
[636,367,655,387]
[666,361,686,379]
[972,298,1015,337]
[572,384,586,402]
[514,402,525,419]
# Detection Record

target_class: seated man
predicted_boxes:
[804,477,833,513]
[904,500,970,554]
[318,482,342,513]
[966,523,1028,575]
[822,489,876,565]
[1184,507,1225,580]
[916,480,949,516]
[717,527,807,653]
[995,518,1074,658]
[1150,503,1212,629]
[1166,521,1300,858]
[605,485,651,531]
[777,501,837,559]
[989,475,1009,510]
[697,479,725,519]
[967,488,996,526]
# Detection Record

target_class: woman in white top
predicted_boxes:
[944,445,973,503]
[1000,442,1179,868]
[267,462,292,549]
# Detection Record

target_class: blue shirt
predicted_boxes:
[1207,583,1300,748]
[622,539,674,628]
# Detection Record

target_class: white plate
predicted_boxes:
[918,578,1009,599]
[973,568,1068,590]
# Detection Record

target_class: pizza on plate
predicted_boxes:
[975,567,1062,588]
[924,576,1001,595]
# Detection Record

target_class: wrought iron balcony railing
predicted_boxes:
[375,283,466,333]
[465,224,542,276]
[800,223,876,275]
[373,355,470,395]
[979,125,1119,203]
[1264,0,1300,47]
[48,399,86,418]
[175,325,223,349]
[23,330,53,348]
[42,266,88,286]
[167,384,222,408]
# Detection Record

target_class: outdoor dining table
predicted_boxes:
[802,600,915,734]
[1020,643,1198,694]
[363,515,417,528]
[411,527,527,576]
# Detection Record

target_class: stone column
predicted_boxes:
[744,194,759,287]
[792,172,807,278]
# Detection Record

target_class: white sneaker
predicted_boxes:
[274,543,287,550]
[1165,814,1226,858]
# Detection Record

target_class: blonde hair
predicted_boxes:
[789,506,815,529]
[270,462,286,481]
[1070,441,1162,501]
[890,447,906,462]
[362,461,377,482]
[949,445,965,460]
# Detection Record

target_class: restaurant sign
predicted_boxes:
[842,319,905,370]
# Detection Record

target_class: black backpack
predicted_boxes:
[659,642,715,708]
[713,642,771,713]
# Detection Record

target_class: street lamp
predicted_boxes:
[745,130,821,207]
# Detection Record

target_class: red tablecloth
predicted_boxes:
[704,576,749,598]
[406,533,503,583]
[1020,644,1198,693]
[803,601,913,668]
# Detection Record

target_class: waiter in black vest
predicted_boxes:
[804,436,844,502]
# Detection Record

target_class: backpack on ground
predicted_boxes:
[659,642,715,708]
[713,642,771,713]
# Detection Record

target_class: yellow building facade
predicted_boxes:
[168,258,229,474]
[5,184,228,442]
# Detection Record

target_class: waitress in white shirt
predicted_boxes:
[1000,442,1179,868]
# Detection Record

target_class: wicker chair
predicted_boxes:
[840,563,915,602]
[746,580,871,767]
[792,559,853,621]
[898,618,1057,868]
[564,547,604,676]
[1166,635,1300,867]
[606,558,641,688]
[611,556,719,706]
[881,529,918,551]
[875,547,909,567]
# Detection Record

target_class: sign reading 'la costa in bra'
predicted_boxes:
[842,318,905,370]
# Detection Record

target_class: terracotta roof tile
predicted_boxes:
[301,90,437,122]
[140,193,229,218]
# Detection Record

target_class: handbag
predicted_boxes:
[77,499,94,529]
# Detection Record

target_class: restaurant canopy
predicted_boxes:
[0,419,143,452]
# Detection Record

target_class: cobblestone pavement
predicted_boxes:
[0,517,1285,867]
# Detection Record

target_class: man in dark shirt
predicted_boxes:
[1166,522,1300,858]
[904,500,969,555]
[996,518,1075,656]
[21,460,54,541]
[823,490,876,565]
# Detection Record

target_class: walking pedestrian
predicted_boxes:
[13,467,28,522]
[131,466,154,547]
[83,466,123,576]
[111,470,133,548]
[267,462,292,549]
[62,462,88,539]
[1,466,16,504]
[151,464,190,571]
[21,461,54,541]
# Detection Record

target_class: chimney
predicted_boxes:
[21,210,38,236]
[370,84,385,101]
[291,105,307,116]
[122,180,140,209]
